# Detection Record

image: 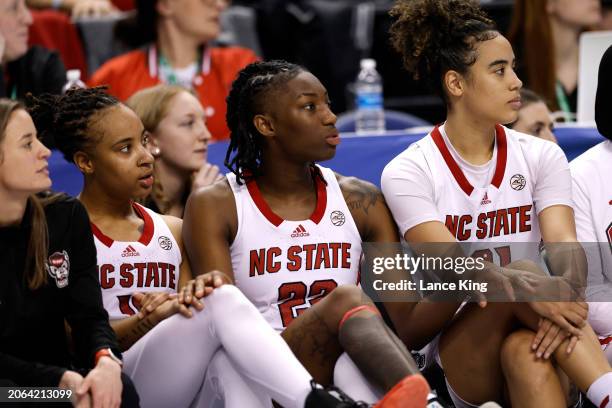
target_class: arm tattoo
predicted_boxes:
[345,187,382,216]
[118,316,156,350]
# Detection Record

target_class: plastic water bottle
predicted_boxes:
[355,58,385,134]
[62,69,86,93]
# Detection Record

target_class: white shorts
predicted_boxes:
[427,334,480,408]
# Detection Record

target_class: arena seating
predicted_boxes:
[49,125,606,196]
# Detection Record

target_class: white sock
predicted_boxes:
[333,352,381,403]
[587,371,612,407]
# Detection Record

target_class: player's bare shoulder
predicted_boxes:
[186,177,237,225]
[160,214,183,243]
[190,177,233,206]
[335,172,386,219]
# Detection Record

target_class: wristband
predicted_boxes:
[94,348,123,367]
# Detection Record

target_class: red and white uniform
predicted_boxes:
[227,165,362,331]
[571,140,612,354]
[89,204,332,408]
[382,124,573,265]
[382,124,574,408]
[91,202,181,320]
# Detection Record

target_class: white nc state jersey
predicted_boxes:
[571,140,612,300]
[92,202,181,320]
[228,165,362,331]
[383,124,573,266]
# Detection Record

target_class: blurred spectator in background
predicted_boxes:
[0,0,65,99]
[127,85,222,218]
[508,0,601,120]
[598,0,612,30]
[510,88,557,143]
[89,0,258,141]
[26,0,116,18]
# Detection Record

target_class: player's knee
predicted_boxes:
[206,284,252,317]
[328,285,369,314]
[500,330,532,365]
[324,285,377,328]
[187,285,248,331]
[209,284,244,304]
[501,330,550,381]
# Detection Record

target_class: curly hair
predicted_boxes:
[389,0,497,105]
[225,60,304,184]
[25,87,120,164]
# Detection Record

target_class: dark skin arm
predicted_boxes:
[184,174,425,386]
[183,173,453,350]
[337,173,459,350]
[182,179,238,282]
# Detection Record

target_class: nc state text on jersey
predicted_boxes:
[98,262,177,289]
[445,205,532,241]
[249,243,352,276]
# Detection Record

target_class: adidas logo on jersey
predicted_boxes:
[121,245,140,257]
[290,224,310,238]
[480,192,491,205]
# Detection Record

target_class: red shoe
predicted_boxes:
[374,375,430,408]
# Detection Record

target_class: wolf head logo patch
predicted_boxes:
[46,250,70,288]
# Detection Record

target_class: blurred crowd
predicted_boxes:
[2,0,612,135]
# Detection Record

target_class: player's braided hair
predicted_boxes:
[25,87,120,163]
[225,60,304,184]
[389,0,496,105]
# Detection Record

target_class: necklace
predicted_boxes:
[157,47,203,90]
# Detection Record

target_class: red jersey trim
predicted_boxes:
[246,174,328,227]
[431,126,474,196]
[310,174,327,224]
[491,124,508,188]
[90,222,113,247]
[431,124,508,196]
[132,202,154,245]
[90,202,154,247]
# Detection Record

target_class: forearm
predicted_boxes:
[110,314,159,352]
[544,241,588,295]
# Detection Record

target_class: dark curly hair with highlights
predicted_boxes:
[225,60,305,184]
[25,87,120,163]
[389,0,497,105]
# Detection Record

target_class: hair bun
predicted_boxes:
[389,0,495,98]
